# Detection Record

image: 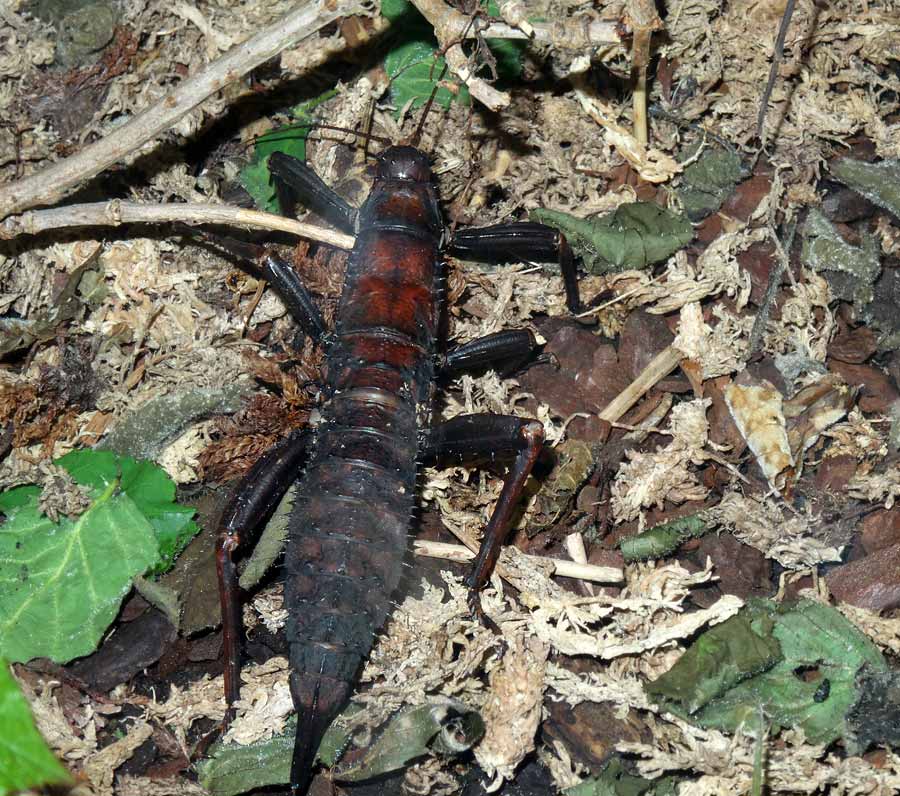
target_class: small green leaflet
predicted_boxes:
[0,451,198,663]
[385,40,470,112]
[532,203,694,274]
[0,659,71,796]
[239,90,337,214]
[619,513,708,562]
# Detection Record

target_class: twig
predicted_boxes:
[756,0,797,145]
[410,0,510,110]
[0,0,346,220]
[598,344,682,423]
[0,201,355,249]
[624,0,664,146]
[565,531,595,595]
[413,540,624,584]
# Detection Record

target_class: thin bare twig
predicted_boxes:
[408,0,619,111]
[756,0,797,144]
[598,345,683,423]
[0,0,347,220]
[0,201,355,249]
[625,0,664,145]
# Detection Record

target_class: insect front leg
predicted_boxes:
[448,222,582,313]
[421,415,545,622]
[216,430,310,719]
[269,151,358,234]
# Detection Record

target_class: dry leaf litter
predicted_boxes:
[1,0,899,793]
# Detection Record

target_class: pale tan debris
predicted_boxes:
[707,491,843,569]
[474,633,548,790]
[610,399,712,523]
[82,722,154,796]
[724,377,793,492]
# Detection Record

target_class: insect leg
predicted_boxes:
[440,329,538,377]
[216,430,310,720]
[201,234,327,342]
[447,222,581,313]
[421,414,544,618]
[269,151,358,234]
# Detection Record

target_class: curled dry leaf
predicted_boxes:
[726,372,855,492]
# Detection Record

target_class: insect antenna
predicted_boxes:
[410,11,480,149]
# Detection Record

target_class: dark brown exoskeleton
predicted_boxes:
[214,126,583,794]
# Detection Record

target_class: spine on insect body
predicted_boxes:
[283,148,443,781]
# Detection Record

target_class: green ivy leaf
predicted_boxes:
[384,40,470,112]
[56,450,198,575]
[239,91,337,214]
[647,599,889,746]
[0,476,160,663]
[0,659,71,796]
[532,203,694,274]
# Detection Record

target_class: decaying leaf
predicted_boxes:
[646,599,889,749]
[830,158,900,220]
[532,203,693,275]
[724,376,793,491]
[724,371,854,493]
[801,209,882,311]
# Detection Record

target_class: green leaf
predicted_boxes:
[484,0,525,81]
[56,450,198,575]
[531,203,694,274]
[0,659,71,796]
[197,719,295,796]
[198,700,483,796]
[830,158,900,220]
[332,701,484,782]
[619,514,709,562]
[801,208,881,309]
[647,599,888,745]
[239,127,310,214]
[0,476,160,663]
[238,90,337,214]
[99,385,248,461]
[384,39,470,112]
[645,605,782,715]
[380,0,416,22]
[677,145,746,222]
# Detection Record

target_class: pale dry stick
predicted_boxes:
[411,0,510,111]
[413,540,624,584]
[597,344,683,424]
[0,201,356,250]
[0,0,347,220]
[624,0,663,145]
[564,532,595,596]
